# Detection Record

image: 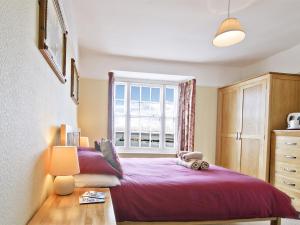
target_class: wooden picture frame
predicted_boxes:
[71,58,79,105]
[38,0,67,83]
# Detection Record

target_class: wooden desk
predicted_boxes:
[27,188,116,225]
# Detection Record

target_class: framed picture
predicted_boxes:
[39,0,67,83]
[71,58,79,105]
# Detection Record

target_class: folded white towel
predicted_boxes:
[182,152,203,162]
[177,151,190,159]
[177,158,209,170]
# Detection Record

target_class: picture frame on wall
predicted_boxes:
[38,0,67,83]
[71,58,79,105]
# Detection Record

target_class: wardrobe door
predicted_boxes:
[240,80,267,180]
[218,87,242,172]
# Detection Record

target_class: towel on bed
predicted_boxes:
[177,158,209,170]
[182,152,203,161]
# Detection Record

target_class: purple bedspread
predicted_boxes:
[110,158,298,222]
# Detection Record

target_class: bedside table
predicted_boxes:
[27,188,117,225]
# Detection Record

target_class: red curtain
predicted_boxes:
[178,79,196,152]
[108,72,115,140]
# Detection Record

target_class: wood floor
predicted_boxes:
[230,219,300,225]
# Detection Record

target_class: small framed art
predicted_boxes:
[71,58,79,105]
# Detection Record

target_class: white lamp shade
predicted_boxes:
[49,146,80,176]
[213,18,245,47]
[80,136,90,147]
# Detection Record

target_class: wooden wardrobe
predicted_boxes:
[216,72,300,181]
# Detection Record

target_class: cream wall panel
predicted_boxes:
[0,0,77,224]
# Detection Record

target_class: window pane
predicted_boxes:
[131,86,140,101]
[141,87,150,101]
[151,117,161,132]
[115,132,125,146]
[151,133,160,148]
[166,88,174,102]
[141,132,150,147]
[140,102,151,116]
[140,117,151,132]
[151,102,160,116]
[165,133,174,148]
[151,88,160,102]
[115,100,125,115]
[165,103,175,117]
[130,117,140,131]
[130,101,140,116]
[130,132,139,147]
[116,84,125,99]
[115,116,125,131]
[165,118,175,133]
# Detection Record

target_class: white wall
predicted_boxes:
[0,1,78,224]
[242,43,300,78]
[79,48,243,87]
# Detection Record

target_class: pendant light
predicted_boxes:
[213,0,245,47]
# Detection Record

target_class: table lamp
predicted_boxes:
[49,146,80,195]
[79,136,90,147]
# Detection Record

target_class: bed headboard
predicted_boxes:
[60,124,81,146]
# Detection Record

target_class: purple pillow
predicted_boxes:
[99,139,123,177]
[77,150,122,178]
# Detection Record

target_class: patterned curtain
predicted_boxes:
[178,79,196,152]
[107,72,115,140]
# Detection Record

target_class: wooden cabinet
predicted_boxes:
[271,130,300,211]
[216,72,300,181]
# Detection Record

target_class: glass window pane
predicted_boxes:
[115,116,125,131]
[131,86,140,101]
[165,118,175,133]
[151,88,160,102]
[151,117,161,132]
[150,102,160,116]
[140,117,151,132]
[130,117,140,131]
[165,103,175,117]
[116,84,125,99]
[115,132,125,146]
[130,101,140,116]
[115,100,125,115]
[165,133,174,148]
[140,102,151,116]
[141,132,150,147]
[151,133,160,148]
[166,88,174,102]
[141,87,150,101]
[130,132,139,147]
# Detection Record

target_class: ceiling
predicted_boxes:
[71,0,300,66]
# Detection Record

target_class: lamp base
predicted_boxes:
[53,176,75,195]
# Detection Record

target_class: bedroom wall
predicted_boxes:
[242,43,300,78]
[78,78,218,163]
[0,0,78,224]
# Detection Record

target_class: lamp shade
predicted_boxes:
[80,136,90,147]
[213,18,245,47]
[49,146,80,176]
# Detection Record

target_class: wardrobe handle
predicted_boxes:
[282,180,296,187]
[283,168,297,173]
[284,155,297,159]
[239,132,242,140]
[284,142,297,146]
[236,132,239,140]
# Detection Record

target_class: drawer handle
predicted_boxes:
[283,168,297,173]
[282,181,296,187]
[284,155,297,159]
[284,142,297,146]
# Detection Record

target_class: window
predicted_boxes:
[113,81,178,152]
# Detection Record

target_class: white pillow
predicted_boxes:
[74,174,121,188]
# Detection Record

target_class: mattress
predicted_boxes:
[110,158,298,222]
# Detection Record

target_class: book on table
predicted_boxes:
[79,191,106,204]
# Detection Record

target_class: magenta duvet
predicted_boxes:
[110,158,298,222]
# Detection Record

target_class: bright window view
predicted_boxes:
[114,82,178,151]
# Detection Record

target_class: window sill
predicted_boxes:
[116,149,177,155]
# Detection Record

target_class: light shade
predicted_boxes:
[80,136,90,147]
[49,146,80,176]
[213,18,245,47]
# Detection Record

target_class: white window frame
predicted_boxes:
[113,78,179,154]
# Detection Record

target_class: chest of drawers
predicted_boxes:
[271,130,300,211]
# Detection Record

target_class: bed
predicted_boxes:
[60,124,298,225]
